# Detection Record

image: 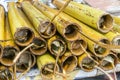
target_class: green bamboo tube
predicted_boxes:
[33,1,80,41]
[60,51,77,73]
[0,5,5,58]
[33,1,110,57]
[21,1,56,38]
[1,15,20,66]
[37,52,59,79]
[47,35,66,56]
[18,8,47,55]
[100,52,117,71]
[8,2,34,46]
[78,52,97,72]
[16,51,36,72]
[53,0,113,33]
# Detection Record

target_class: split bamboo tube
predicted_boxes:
[18,8,47,55]
[53,0,113,33]
[8,2,34,46]
[33,1,111,58]
[1,16,20,66]
[0,5,5,58]
[33,1,80,41]
[37,52,59,79]
[100,52,117,71]
[16,51,36,72]
[60,51,77,73]
[47,35,66,57]
[21,1,56,38]
[78,52,97,72]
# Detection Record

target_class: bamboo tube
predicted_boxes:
[60,51,77,73]
[33,1,111,58]
[78,52,97,72]
[18,8,47,55]
[16,51,36,72]
[114,16,120,26]
[53,0,113,33]
[37,52,59,79]
[47,35,66,57]
[113,23,120,33]
[21,1,56,38]
[33,1,80,41]
[116,53,120,63]
[0,5,5,58]
[100,52,117,71]
[8,2,34,46]
[1,15,20,66]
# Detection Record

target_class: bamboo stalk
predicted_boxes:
[8,2,34,46]
[1,15,20,66]
[53,0,113,33]
[21,1,56,38]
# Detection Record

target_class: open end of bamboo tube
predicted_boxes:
[14,27,34,46]
[0,45,3,58]
[62,56,77,73]
[98,14,113,33]
[64,24,79,41]
[94,39,110,57]
[51,39,66,56]
[71,39,87,56]
[30,37,47,55]
[116,53,120,63]
[39,21,56,38]
[1,46,19,66]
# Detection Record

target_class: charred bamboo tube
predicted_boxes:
[60,51,77,73]
[16,51,36,72]
[0,5,5,58]
[21,1,56,38]
[100,52,117,71]
[37,52,59,79]
[53,0,113,33]
[1,16,20,66]
[33,1,80,41]
[18,8,47,55]
[8,2,34,46]
[67,38,87,56]
[78,52,97,72]
[48,35,66,57]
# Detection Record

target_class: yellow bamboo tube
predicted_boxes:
[21,1,56,38]
[33,1,80,41]
[47,35,66,57]
[53,0,113,33]
[100,52,117,71]
[114,16,120,25]
[60,51,77,73]
[16,51,36,72]
[8,2,34,46]
[0,5,5,58]
[113,23,120,33]
[1,15,20,66]
[78,52,97,72]
[18,8,47,55]
[37,52,59,79]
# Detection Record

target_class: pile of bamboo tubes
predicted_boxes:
[0,0,120,80]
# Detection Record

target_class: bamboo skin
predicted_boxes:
[37,52,59,79]
[1,15,20,66]
[33,1,80,41]
[53,0,113,33]
[21,1,56,38]
[8,2,34,46]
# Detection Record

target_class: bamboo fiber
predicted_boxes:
[1,15,20,66]
[21,1,56,38]
[0,5,5,58]
[18,8,47,55]
[33,2,110,58]
[53,0,113,33]
[8,2,34,46]
[33,1,80,41]
[37,52,59,79]
[47,35,66,56]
